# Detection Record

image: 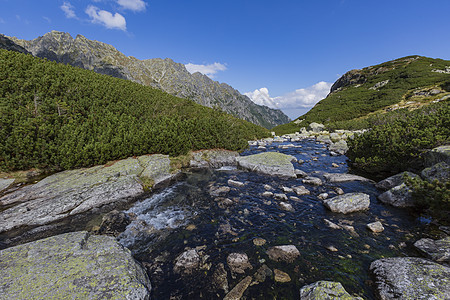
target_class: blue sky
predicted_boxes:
[1,0,450,119]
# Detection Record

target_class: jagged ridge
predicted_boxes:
[8,31,290,128]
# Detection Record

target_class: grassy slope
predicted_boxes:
[273,55,450,135]
[0,50,269,171]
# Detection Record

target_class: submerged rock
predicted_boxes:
[96,210,131,236]
[267,245,300,263]
[370,257,450,300]
[300,281,363,300]
[0,231,151,299]
[227,253,252,274]
[413,237,450,262]
[323,193,370,214]
[274,269,291,283]
[212,263,229,293]
[378,183,414,207]
[228,179,245,187]
[254,264,273,283]
[236,152,297,178]
[279,202,295,212]
[223,276,252,300]
[173,249,200,275]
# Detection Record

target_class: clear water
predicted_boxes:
[118,139,432,299]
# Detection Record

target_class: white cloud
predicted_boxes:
[85,5,127,31]
[117,0,147,12]
[43,16,51,23]
[185,62,227,78]
[245,81,332,109]
[61,2,77,19]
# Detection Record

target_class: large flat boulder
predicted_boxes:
[0,231,151,299]
[300,281,363,300]
[322,193,370,214]
[236,152,297,178]
[370,257,450,300]
[0,154,176,234]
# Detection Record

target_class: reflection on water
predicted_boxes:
[120,139,429,300]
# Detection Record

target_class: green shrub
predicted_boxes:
[0,50,269,171]
[346,101,450,174]
[405,175,450,222]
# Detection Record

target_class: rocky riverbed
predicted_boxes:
[1,133,449,299]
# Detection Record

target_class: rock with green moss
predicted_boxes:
[0,231,151,300]
[328,140,349,155]
[424,145,450,167]
[236,152,297,178]
[414,237,450,263]
[370,257,450,300]
[0,154,178,234]
[322,193,370,214]
[138,154,175,187]
[421,162,449,183]
[300,281,363,299]
[190,149,239,168]
[376,171,419,191]
[378,183,414,207]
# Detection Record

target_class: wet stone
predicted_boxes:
[274,193,288,201]
[282,186,294,193]
[413,237,450,262]
[295,169,308,178]
[293,186,311,196]
[324,219,341,230]
[227,253,252,274]
[267,245,300,263]
[262,191,273,197]
[367,221,384,233]
[253,238,267,246]
[210,185,231,197]
[274,269,291,283]
[228,179,245,188]
[322,193,370,214]
[223,276,252,300]
[173,249,200,275]
[254,264,273,283]
[279,202,295,212]
[212,263,229,293]
[302,176,323,186]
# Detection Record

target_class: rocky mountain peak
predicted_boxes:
[6,31,290,128]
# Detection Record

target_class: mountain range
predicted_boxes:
[3,31,290,129]
[273,55,450,134]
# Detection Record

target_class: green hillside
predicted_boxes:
[273,55,450,134]
[0,50,269,171]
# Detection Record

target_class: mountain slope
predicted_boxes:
[0,49,269,171]
[9,31,290,128]
[273,55,450,134]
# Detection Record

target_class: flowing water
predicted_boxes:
[114,139,435,299]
